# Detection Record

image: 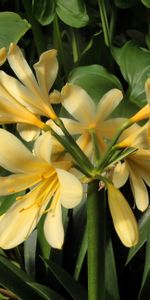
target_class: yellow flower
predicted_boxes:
[113,149,150,211]
[113,123,150,211]
[107,183,139,247]
[0,129,83,249]
[48,83,125,157]
[0,43,60,141]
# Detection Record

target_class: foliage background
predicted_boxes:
[0,0,150,299]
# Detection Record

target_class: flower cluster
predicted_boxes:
[0,43,150,249]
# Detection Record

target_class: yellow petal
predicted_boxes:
[0,129,46,173]
[0,71,47,115]
[128,164,149,211]
[96,89,123,123]
[0,48,6,66]
[61,83,95,123]
[107,183,139,247]
[34,49,58,98]
[8,43,57,120]
[17,123,40,141]
[113,162,129,188]
[56,169,83,208]
[44,201,64,249]
[0,196,41,249]
[34,132,52,163]
[0,172,42,195]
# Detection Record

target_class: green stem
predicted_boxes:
[97,119,132,171]
[90,130,101,166]
[21,0,45,56]
[87,182,106,300]
[98,0,111,48]
[54,119,94,174]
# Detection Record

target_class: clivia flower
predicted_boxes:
[0,129,83,249]
[0,43,61,141]
[48,84,125,158]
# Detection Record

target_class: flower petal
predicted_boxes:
[34,132,52,163]
[0,172,42,195]
[8,44,41,97]
[0,196,41,249]
[0,129,45,173]
[107,183,139,247]
[0,71,47,115]
[34,50,58,98]
[17,123,40,141]
[44,201,64,249]
[128,163,149,211]
[0,48,6,66]
[96,89,123,123]
[56,169,83,208]
[61,83,95,123]
[113,162,129,188]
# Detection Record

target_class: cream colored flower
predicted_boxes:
[0,43,60,141]
[48,84,124,157]
[107,183,139,247]
[0,129,83,249]
[113,123,150,211]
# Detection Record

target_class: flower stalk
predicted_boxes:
[87,181,106,300]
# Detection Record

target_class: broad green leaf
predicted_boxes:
[68,65,123,104]
[141,0,150,7]
[126,207,150,264]
[32,0,55,25]
[28,283,65,300]
[24,230,37,278]
[0,12,31,49]
[56,0,89,28]
[114,0,139,8]
[42,258,88,300]
[113,41,150,107]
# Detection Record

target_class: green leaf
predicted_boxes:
[32,0,55,25]
[69,65,123,104]
[114,0,139,8]
[56,0,89,28]
[41,258,88,300]
[0,12,31,49]
[24,230,37,278]
[126,207,150,264]
[0,191,25,216]
[141,0,150,7]
[113,41,150,107]
[28,283,65,300]
[0,254,45,299]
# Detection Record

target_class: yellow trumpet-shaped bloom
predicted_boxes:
[0,129,83,249]
[107,183,139,247]
[0,43,60,141]
[113,123,150,211]
[47,83,125,157]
